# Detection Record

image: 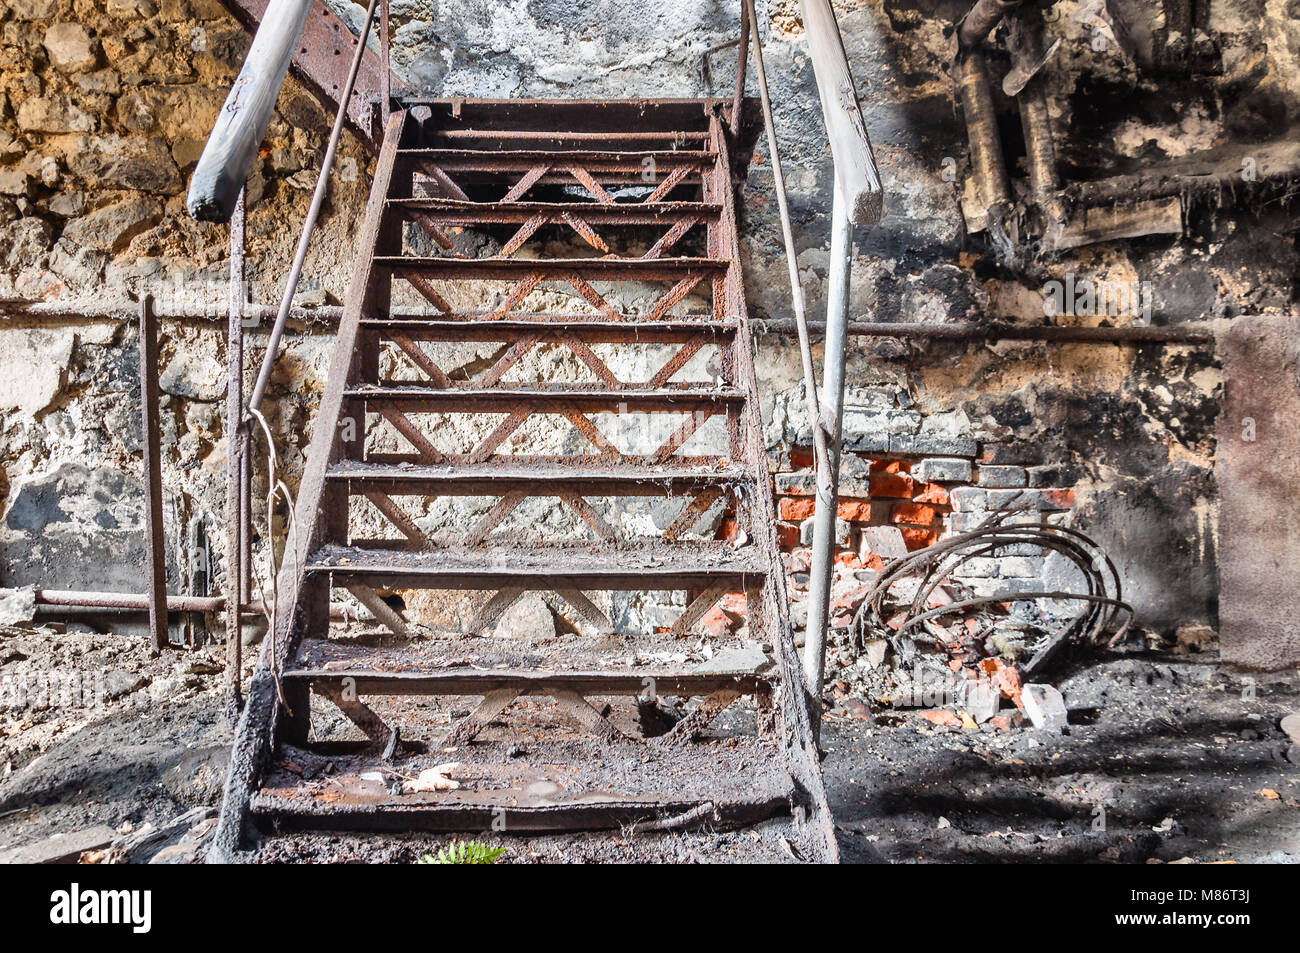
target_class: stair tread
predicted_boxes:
[327,460,754,484]
[250,741,791,831]
[378,254,728,272]
[347,384,745,408]
[362,315,737,333]
[402,147,716,163]
[389,198,720,213]
[305,542,766,582]
[283,665,768,692]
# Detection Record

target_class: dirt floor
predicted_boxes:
[1,622,1297,863]
[822,652,1300,863]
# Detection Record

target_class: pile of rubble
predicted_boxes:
[817,516,1132,732]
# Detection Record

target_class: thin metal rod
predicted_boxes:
[11,587,376,620]
[730,0,751,137]
[380,0,391,126]
[247,0,381,416]
[804,177,853,706]
[742,0,831,481]
[138,294,169,653]
[225,189,246,708]
[755,319,1214,344]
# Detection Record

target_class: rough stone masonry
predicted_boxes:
[0,1,1297,666]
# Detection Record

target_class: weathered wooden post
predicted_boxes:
[187,0,315,222]
[796,0,883,712]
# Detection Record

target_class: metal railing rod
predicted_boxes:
[740,0,831,486]
[246,0,382,417]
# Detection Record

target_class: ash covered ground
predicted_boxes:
[1,622,1295,864]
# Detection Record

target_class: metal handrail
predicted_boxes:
[246,0,384,417]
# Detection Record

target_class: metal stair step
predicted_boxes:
[361,315,738,340]
[377,255,728,281]
[304,542,766,589]
[388,198,721,224]
[326,460,754,495]
[280,667,764,697]
[347,383,745,411]
[399,147,716,169]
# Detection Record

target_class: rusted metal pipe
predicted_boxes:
[754,319,1214,344]
[956,51,1013,212]
[1006,9,1064,222]
[13,588,376,620]
[247,0,381,416]
[139,295,169,653]
[729,0,751,137]
[226,190,247,708]
[958,0,1022,49]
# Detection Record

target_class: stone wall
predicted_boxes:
[1,0,1298,641]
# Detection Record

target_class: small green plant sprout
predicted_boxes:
[418,840,507,865]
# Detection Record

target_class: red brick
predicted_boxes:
[789,448,814,469]
[778,497,816,521]
[864,553,884,571]
[900,527,939,549]
[834,552,865,569]
[870,472,915,498]
[776,522,800,549]
[1042,488,1075,509]
[919,709,961,728]
[721,591,747,614]
[715,516,738,540]
[978,658,1024,708]
[837,499,872,521]
[892,502,937,525]
[913,482,949,505]
[700,604,734,640]
[989,711,1024,731]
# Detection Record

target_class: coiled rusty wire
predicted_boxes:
[852,510,1134,677]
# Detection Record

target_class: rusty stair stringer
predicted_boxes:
[208,109,409,863]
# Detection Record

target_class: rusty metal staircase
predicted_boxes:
[210,99,835,862]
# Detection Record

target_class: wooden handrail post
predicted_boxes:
[797,0,883,225]
[187,0,315,222]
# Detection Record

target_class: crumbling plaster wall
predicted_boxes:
[0,0,1297,637]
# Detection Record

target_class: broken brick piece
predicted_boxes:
[870,471,915,498]
[892,502,938,525]
[913,482,950,505]
[919,709,962,728]
[778,497,816,521]
[900,527,939,549]
[837,499,872,521]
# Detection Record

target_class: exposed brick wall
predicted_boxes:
[770,396,1080,630]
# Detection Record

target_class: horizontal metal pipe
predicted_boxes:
[3,304,1215,343]
[753,319,1214,344]
[10,588,374,620]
